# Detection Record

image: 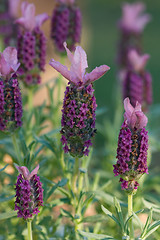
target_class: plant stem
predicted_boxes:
[12,133,22,165]
[27,220,33,240]
[128,194,134,240]
[28,88,33,112]
[72,157,79,193]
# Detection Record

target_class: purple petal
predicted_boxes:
[128,50,150,72]
[3,47,20,72]
[28,165,39,180]
[49,59,71,81]
[8,0,20,18]
[84,65,110,84]
[35,13,49,28]
[15,165,30,179]
[64,42,88,82]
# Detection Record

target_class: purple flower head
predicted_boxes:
[119,2,151,34]
[51,0,82,52]
[113,98,149,192]
[16,1,49,32]
[51,44,110,157]
[123,51,152,110]
[50,42,110,88]
[14,164,43,220]
[16,2,48,86]
[0,47,20,77]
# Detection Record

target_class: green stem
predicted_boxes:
[72,157,79,193]
[28,88,33,112]
[27,220,33,240]
[128,194,134,240]
[12,133,22,165]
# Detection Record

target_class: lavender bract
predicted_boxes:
[16,2,48,86]
[50,42,110,157]
[113,98,148,192]
[51,0,81,52]
[0,47,22,132]
[14,165,43,220]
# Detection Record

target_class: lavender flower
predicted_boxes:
[0,47,22,132]
[50,42,110,157]
[113,98,148,192]
[117,2,151,69]
[14,165,43,220]
[0,0,20,47]
[15,2,49,86]
[51,0,82,52]
[123,50,152,110]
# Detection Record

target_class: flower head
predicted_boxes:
[16,1,49,31]
[49,42,110,88]
[0,47,20,77]
[14,164,43,219]
[113,98,148,192]
[119,2,151,33]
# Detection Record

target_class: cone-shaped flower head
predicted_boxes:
[0,47,22,132]
[119,2,151,34]
[123,49,152,110]
[50,43,110,157]
[0,0,20,47]
[113,98,149,192]
[51,0,82,52]
[15,1,49,86]
[14,164,43,219]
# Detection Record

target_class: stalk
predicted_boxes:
[12,133,22,165]
[128,194,134,240]
[27,220,33,240]
[28,88,33,112]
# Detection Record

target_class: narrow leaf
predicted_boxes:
[101,205,121,228]
[0,211,17,220]
[78,230,116,239]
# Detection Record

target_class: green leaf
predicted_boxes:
[0,211,17,220]
[140,208,153,238]
[60,208,74,220]
[143,220,160,239]
[46,178,68,199]
[78,230,116,239]
[124,209,144,232]
[0,195,15,202]
[101,205,121,228]
[142,198,160,213]
[81,214,106,223]
[114,197,124,232]
[0,164,8,172]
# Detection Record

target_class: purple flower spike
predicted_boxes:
[16,1,49,86]
[50,43,110,157]
[123,50,152,110]
[50,0,82,52]
[0,47,22,132]
[14,165,43,220]
[113,98,149,192]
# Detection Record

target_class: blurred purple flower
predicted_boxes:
[113,98,149,192]
[15,164,43,220]
[51,0,81,52]
[0,47,22,132]
[16,1,49,86]
[123,50,152,110]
